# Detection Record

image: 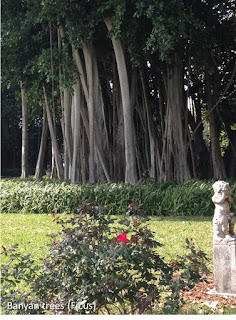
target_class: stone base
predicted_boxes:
[207,288,236,297]
[213,238,236,294]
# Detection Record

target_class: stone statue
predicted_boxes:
[212,181,235,240]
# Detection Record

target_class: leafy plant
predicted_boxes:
[2,178,235,216]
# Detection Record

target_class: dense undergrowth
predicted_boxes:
[1,178,236,216]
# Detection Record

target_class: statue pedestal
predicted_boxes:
[213,237,236,294]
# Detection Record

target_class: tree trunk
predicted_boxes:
[111,55,125,181]
[63,88,73,180]
[43,87,64,180]
[71,79,81,183]
[81,125,87,182]
[79,87,111,182]
[165,103,174,182]
[188,102,210,179]
[93,46,109,182]
[73,44,111,181]
[35,103,48,179]
[20,81,29,179]
[205,72,226,179]
[72,46,89,103]
[166,54,190,182]
[83,43,95,182]
[64,88,73,162]
[51,150,58,178]
[105,17,137,183]
[140,71,157,179]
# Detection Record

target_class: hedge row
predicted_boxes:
[1,178,236,216]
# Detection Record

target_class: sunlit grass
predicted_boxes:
[147,216,213,270]
[1,213,213,270]
[1,213,61,264]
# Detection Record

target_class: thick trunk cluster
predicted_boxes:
[165,55,190,182]
[29,20,230,183]
[105,18,137,183]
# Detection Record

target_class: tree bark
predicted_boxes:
[63,88,73,180]
[64,88,73,162]
[140,71,157,179]
[72,46,89,103]
[93,46,109,181]
[188,103,210,179]
[79,88,111,182]
[81,125,87,182]
[20,81,29,179]
[83,43,95,182]
[72,44,111,181]
[43,87,64,180]
[71,79,81,183]
[164,103,174,182]
[166,54,190,182]
[35,103,48,180]
[112,55,125,181]
[105,17,137,183]
[205,72,226,179]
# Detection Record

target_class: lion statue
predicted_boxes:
[212,181,235,239]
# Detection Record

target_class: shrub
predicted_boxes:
[1,204,209,314]
[1,178,235,216]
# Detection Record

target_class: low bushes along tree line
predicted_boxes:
[1,178,235,215]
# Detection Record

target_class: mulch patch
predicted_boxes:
[181,273,236,312]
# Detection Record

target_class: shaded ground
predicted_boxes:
[182,274,236,313]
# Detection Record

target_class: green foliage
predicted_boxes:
[1,204,209,314]
[134,0,202,62]
[2,179,236,216]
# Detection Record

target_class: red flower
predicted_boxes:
[191,238,193,241]
[117,233,129,243]
[110,279,114,284]
[131,235,138,245]
[52,213,55,217]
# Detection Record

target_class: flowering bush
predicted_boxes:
[1,203,209,315]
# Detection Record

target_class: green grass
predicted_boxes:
[1,213,61,264]
[147,216,213,269]
[1,213,213,270]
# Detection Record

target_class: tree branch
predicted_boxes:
[190,61,236,142]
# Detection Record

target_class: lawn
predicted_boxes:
[2,213,236,315]
[1,213,213,269]
[147,216,213,268]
